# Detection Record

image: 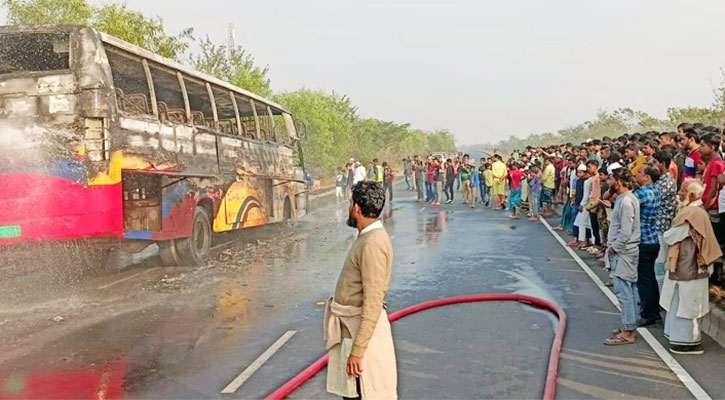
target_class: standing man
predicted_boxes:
[483,162,494,207]
[403,158,413,191]
[478,158,488,205]
[443,158,455,204]
[460,161,472,204]
[372,159,384,184]
[347,158,356,199]
[325,181,397,399]
[653,151,678,289]
[604,168,641,345]
[542,157,556,216]
[383,162,394,202]
[699,133,724,212]
[433,156,445,206]
[660,179,722,354]
[634,166,662,326]
[414,156,425,202]
[682,129,701,181]
[353,162,367,186]
[491,155,508,210]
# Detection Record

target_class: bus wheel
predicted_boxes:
[158,239,179,266]
[283,196,292,220]
[174,206,212,266]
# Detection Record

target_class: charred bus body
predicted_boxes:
[0,25,307,266]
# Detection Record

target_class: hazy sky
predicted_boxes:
[6,0,725,145]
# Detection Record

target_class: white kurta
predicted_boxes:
[574,177,593,229]
[659,222,711,319]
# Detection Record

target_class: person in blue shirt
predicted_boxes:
[634,166,662,326]
[469,165,480,209]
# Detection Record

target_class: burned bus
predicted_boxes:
[0,25,308,266]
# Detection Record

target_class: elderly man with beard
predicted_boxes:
[659,179,722,355]
[324,181,397,399]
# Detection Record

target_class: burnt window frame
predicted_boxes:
[0,31,73,77]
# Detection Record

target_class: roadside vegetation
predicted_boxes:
[3,0,457,178]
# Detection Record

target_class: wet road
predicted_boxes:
[0,184,723,399]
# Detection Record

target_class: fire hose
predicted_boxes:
[264,293,567,400]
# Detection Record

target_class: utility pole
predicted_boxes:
[226,23,235,61]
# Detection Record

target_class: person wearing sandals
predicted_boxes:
[604,168,641,346]
[660,179,722,354]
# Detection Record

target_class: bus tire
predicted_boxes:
[158,239,179,266]
[174,206,212,266]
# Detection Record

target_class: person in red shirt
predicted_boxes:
[508,163,525,219]
[682,129,701,179]
[700,133,724,210]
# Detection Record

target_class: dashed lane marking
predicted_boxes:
[220,330,297,394]
[540,218,711,400]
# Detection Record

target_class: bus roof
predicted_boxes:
[0,24,291,114]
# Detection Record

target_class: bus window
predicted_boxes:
[149,62,186,124]
[212,86,236,135]
[107,47,153,117]
[235,94,258,140]
[255,101,272,141]
[0,32,69,74]
[270,107,292,146]
[182,74,214,127]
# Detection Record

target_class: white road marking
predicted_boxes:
[220,330,297,394]
[540,218,711,400]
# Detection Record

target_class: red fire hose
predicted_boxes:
[264,293,567,400]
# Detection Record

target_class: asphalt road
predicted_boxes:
[0,184,722,399]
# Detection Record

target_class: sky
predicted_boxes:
[5,0,725,145]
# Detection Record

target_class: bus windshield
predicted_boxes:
[0,32,70,75]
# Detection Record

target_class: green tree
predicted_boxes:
[5,0,92,25]
[93,4,192,59]
[667,107,723,127]
[191,37,271,97]
[4,0,192,60]
[274,89,357,176]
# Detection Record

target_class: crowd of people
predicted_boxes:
[337,158,395,203]
[335,123,725,356]
[494,123,724,355]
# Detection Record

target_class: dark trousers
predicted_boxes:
[715,213,725,249]
[444,180,454,202]
[637,243,661,321]
[425,181,433,201]
[384,182,393,201]
[589,211,600,245]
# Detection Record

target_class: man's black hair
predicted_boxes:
[684,128,701,142]
[586,159,599,168]
[653,150,672,169]
[607,152,621,163]
[677,122,693,131]
[351,181,386,218]
[700,133,721,148]
[612,168,635,189]
[643,166,661,183]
